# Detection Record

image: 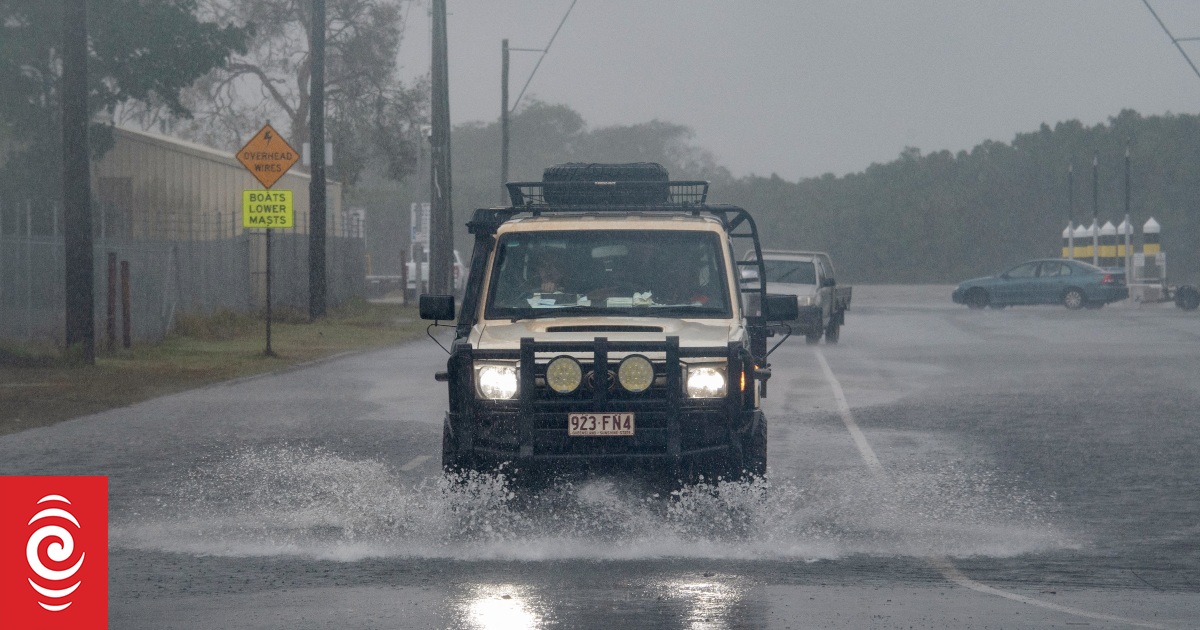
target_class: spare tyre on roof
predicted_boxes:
[541,162,670,206]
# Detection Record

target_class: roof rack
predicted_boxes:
[506,180,709,208]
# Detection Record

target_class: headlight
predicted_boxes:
[796,295,814,306]
[476,362,518,399]
[545,356,582,394]
[617,355,654,393]
[686,365,726,398]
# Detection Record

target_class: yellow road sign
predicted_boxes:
[243,190,294,228]
[236,124,300,189]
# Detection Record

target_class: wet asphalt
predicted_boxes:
[2,285,1198,629]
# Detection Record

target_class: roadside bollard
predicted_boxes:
[1099,221,1117,268]
[1077,222,1096,262]
[1141,217,1163,282]
[1117,218,1131,269]
[1071,224,1089,260]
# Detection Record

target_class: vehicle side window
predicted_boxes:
[1007,262,1038,278]
[1039,262,1062,277]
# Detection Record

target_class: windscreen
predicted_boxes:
[762,260,816,284]
[485,230,731,319]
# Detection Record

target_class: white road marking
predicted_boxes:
[931,558,1169,629]
[814,350,883,474]
[814,348,1170,630]
[400,455,432,471]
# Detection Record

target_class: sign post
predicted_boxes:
[237,123,300,356]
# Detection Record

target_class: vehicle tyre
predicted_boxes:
[542,162,670,205]
[441,415,476,474]
[739,412,768,477]
[964,288,989,310]
[824,319,840,344]
[727,412,767,481]
[1084,301,1104,310]
[1176,285,1200,311]
[805,330,822,345]
[1062,288,1086,310]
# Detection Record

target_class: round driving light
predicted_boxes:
[546,356,583,394]
[618,355,654,393]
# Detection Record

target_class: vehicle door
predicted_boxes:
[993,261,1040,304]
[1034,261,1068,303]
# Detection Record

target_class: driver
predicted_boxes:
[534,251,566,293]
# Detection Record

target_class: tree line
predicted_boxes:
[448,106,1200,285]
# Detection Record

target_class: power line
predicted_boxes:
[1142,0,1200,83]
[511,0,578,112]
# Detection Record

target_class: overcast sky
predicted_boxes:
[398,1,1200,181]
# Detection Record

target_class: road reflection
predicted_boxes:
[460,583,547,629]
[453,573,751,629]
[655,577,744,629]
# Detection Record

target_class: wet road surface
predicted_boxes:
[2,285,1198,628]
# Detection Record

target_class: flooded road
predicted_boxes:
[2,286,1198,628]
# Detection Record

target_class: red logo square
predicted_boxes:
[0,476,108,630]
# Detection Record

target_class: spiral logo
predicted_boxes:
[26,494,86,612]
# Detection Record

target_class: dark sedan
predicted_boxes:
[952,259,1128,310]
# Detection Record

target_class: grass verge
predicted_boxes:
[0,298,428,437]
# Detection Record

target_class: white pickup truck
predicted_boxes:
[406,249,465,296]
[744,249,851,344]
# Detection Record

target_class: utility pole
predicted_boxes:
[429,0,453,295]
[1124,141,1132,271]
[501,2,577,203]
[1067,162,1074,260]
[1092,151,1100,266]
[308,0,328,319]
[63,0,94,364]
[501,39,509,204]
[1124,142,1131,220]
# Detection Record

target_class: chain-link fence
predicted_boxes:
[0,199,365,345]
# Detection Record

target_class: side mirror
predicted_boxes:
[821,277,837,288]
[419,294,455,321]
[764,293,799,322]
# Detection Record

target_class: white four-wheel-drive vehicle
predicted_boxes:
[419,163,798,481]
[744,249,851,344]
[406,248,465,297]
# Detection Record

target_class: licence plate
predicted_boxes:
[568,412,635,436]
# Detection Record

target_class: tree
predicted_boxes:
[0,0,249,198]
[446,101,731,258]
[135,0,428,186]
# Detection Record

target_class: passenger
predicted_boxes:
[654,261,710,305]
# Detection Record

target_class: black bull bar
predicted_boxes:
[448,336,760,461]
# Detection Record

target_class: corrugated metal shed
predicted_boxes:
[93,127,347,240]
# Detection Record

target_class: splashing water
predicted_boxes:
[111,445,1069,562]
